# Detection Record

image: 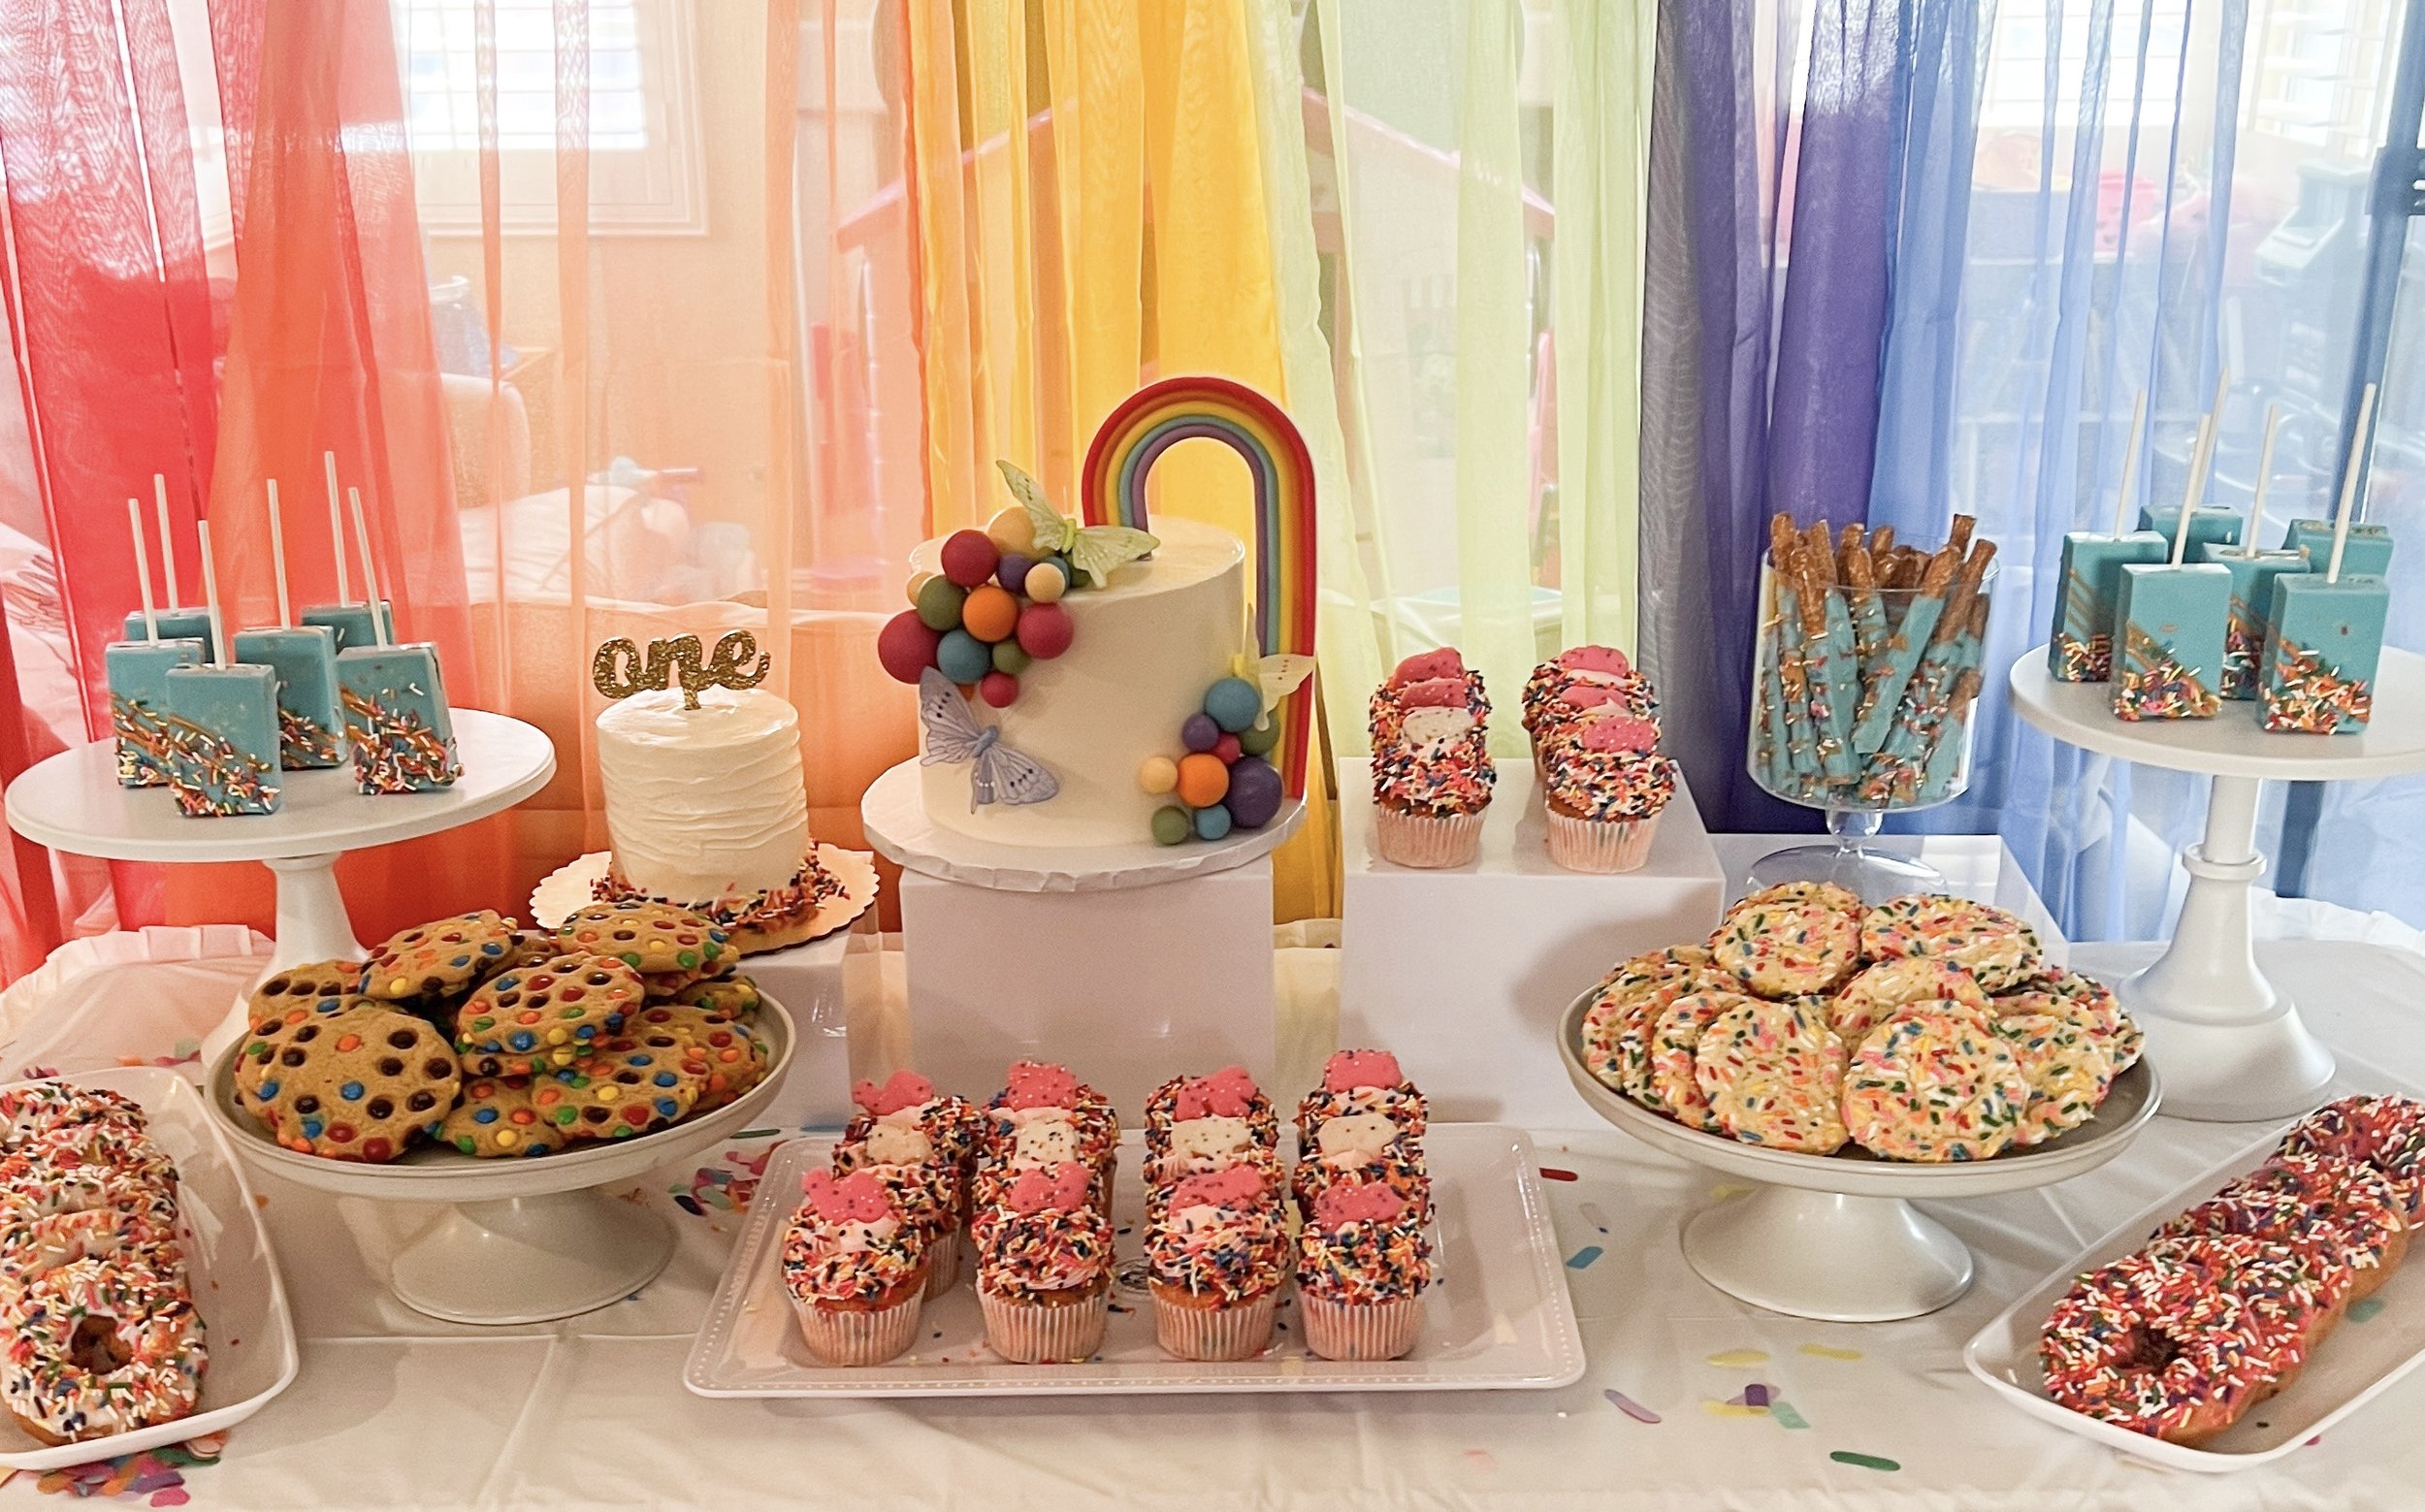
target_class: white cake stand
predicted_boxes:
[1556,990,2161,1321]
[2009,647,2425,1122]
[4,709,555,1049]
[205,998,794,1325]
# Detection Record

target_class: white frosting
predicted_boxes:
[1400,706,1474,757]
[596,687,810,904]
[915,518,1245,847]
[858,1123,935,1166]
[1010,1118,1083,1165]
[1169,1116,1253,1163]
[1316,1113,1398,1160]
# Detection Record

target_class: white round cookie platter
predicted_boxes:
[1555,988,2161,1323]
[529,841,881,942]
[204,996,794,1327]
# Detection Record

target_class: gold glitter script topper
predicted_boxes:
[592,632,771,710]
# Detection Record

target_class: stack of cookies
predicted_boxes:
[1580,885,2142,1162]
[230,899,773,1163]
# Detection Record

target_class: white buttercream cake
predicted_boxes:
[595,685,840,948]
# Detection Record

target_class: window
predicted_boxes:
[1977,0,2191,135]
[397,0,705,234]
[2242,0,2400,161]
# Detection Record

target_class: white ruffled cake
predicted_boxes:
[595,685,841,949]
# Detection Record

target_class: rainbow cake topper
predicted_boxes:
[1082,376,1318,797]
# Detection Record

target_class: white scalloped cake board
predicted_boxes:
[529,843,880,944]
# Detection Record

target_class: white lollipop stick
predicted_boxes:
[2171,414,2214,566]
[127,497,158,641]
[2328,383,2379,585]
[323,451,351,605]
[197,519,229,669]
[347,486,391,646]
[2246,402,2281,560]
[267,479,292,627]
[2112,388,2148,537]
[153,474,179,605]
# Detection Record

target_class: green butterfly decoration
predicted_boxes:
[1235,646,1316,720]
[997,460,1159,589]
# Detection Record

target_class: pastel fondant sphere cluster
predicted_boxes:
[881,527,1089,706]
[1144,675,1291,845]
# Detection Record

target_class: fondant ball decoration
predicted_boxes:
[1194,804,1233,842]
[986,504,1037,557]
[1025,560,1068,603]
[1225,756,1283,828]
[991,640,1032,676]
[962,584,1019,643]
[1017,601,1074,659]
[915,575,967,632]
[878,612,943,685]
[1181,712,1220,753]
[906,569,938,608]
[1203,677,1261,734]
[1176,752,1230,808]
[979,670,1019,708]
[996,552,1034,595]
[1150,806,1194,846]
[1212,733,1243,765]
[937,628,993,685]
[941,529,1000,589]
[1237,719,1279,757]
[1138,755,1179,795]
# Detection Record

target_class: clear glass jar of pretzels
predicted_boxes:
[1747,514,1998,813]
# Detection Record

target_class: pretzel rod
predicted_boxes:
[1934,540,1997,648]
[1852,545,1958,753]
[1842,529,1889,670]
[1913,665,1986,803]
[1870,524,1896,560]
[1764,517,1822,778]
[1948,513,1975,555]
[1799,522,1861,782]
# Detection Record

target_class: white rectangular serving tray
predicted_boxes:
[685,1122,1585,1397]
[0,1067,300,1471]
[1965,1130,2425,1472]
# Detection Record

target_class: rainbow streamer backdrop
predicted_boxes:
[1082,376,1318,797]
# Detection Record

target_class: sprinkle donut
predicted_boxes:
[1859,895,2042,992]
[1692,997,1849,1154]
[2278,1095,2425,1222]
[1645,991,1760,1133]
[2040,1239,2309,1445]
[0,1256,206,1446]
[1708,893,1863,998]
[0,1083,146,1145]
[2154,1154,2407,1302]
[1842,1009,2029,1161]
[1829,957,1992,1043]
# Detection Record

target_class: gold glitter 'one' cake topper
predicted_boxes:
[592,632,771,710]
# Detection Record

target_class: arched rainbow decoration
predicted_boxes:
[1082,377,1318,798]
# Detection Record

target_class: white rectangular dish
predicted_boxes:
[0,1067,300,1471]
[685,1122,1585,1398]
[1964,1130,2425,1472]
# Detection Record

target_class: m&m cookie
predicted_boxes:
[363,911,522,1004]
[630,1004,770,1112]
[237,1006,461,1162]
[453,953,644,1077]
[671,973,762,1023]
[1859,895,2042,993]
[546,1037,706,1141]
[556,900,732,995]
[246,959,371,1025]
[441,1077,574,1158]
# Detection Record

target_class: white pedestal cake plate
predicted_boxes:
[1555,989,2162,1322]
[204,998,794,1326]
[3,709,557,1054]
[2008,646,2425,1122]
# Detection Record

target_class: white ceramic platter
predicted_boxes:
[0,1067,300,1471]
[1965,1130,2425,1472]
[685,1123,1585,1397]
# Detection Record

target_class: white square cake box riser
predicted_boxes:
[734,924,856,1127]
[1339,758,1727,1129]
[898,859,1277,1122]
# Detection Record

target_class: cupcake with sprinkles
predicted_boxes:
[1296,1048,1428,1149]
[1295,1180,1433,1361]
[972,1162,1116,1364]
[844,1070,981,1179]
[1143,1065,1277,1160]
[1293,1110,1433,1225]
[980,1061,1118,1205]
[780,1168,928,1366]
[833,1125,966,1297]
[1538,713,1675,874]
[1145,1165,1289,1362]
[1369,648,1496,868]
[1522,645,1659,758]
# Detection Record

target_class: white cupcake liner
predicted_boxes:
[1373,807,1485,869]
[794,1281,926,1367]
[1298,1293,1425,1361]
[1151,1287,1278,1362]
[923,1228,965,1299]
[1543,808,1659,874]
[980,1287,1110,1364]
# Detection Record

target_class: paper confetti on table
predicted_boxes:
[1829,1451,1899,1472]
[1566,1245,1604,1270]
[1464,1450,1498,1473]
[2350,1298,2385,1323]
[1538,1167,1578,1182]
[1706,1349,1768,1367]
[1703,1401,1766,1418]
[1770,1400,1811,1430]
[1800,1342,1862,1360]
[1604,1389,1661,1424]
[1579,1202,1611,1234]
[33,1433,226,1503]
[1741,1384,1770,1408]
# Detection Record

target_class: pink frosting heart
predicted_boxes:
[1558,645,1631,676]
[1312,1181,1406,1228]
[801,1168,894,1225]
[1174,1065,1259,1121]
[1322,1048,1404,1093]
[852,1070,936,1117]
[1397,678,1469,709]
[1004,1161,1091,1213]
[1389,648,1465,688]
[1580,716,1660,754]
[1169,1165,1266,1213]
[1001,1059,1081,1110]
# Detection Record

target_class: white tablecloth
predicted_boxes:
[9,940,2425,1510]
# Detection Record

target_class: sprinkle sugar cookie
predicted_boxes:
[1992,1012,2115,1147]
[1858,894,2041,993]
[1829,957,1991,1043]
[362,911,522,1003]
[1708,893,1862,997]
[1646,991,1760,1132]
[1842,1009,2028,1162]
[1997,968,2139,1073]
[1720,881,1862,927]
[1693,997,1849,1154]
[557,900,732,995]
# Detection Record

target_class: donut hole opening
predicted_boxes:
[67,1316,132,1375]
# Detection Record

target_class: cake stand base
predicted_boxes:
[2118,981,2336,1123]
[391,1192,678,1326]
[1683,1185,1974,1322]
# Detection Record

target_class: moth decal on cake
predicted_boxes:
[917,667,1058,810]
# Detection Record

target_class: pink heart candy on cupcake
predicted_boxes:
[1174,1065,1259,1121]
[1322,1048,1405,1093]
[1389,648,1466,687]
[1169,1165,1267,1213]
[1311,1181,1407,1228]
[801,1168,895,1224]
[1004,1161,1092,1213]
[852,1070,936,1117]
